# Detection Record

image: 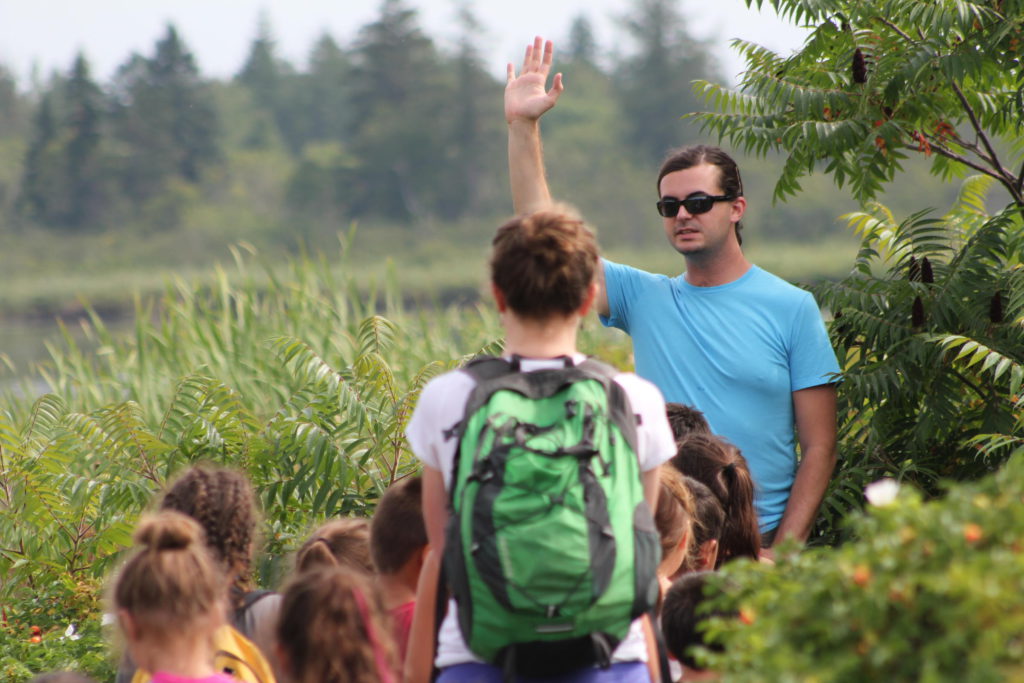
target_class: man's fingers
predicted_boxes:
[541,39,554,71]
[550,72,564,96]
[532,36,544,70]
[506,62,516,83]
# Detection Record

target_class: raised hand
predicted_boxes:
[505,36,564,124]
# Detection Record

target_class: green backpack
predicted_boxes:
[442,356,661,677]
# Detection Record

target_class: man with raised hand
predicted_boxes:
[505,37,840,557]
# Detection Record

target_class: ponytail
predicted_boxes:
[716,447,760,566]
[669,434,761,567]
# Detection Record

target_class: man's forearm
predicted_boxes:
[774,447,836,544]
[508,119,552,214]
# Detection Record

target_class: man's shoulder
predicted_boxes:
[743,265,816,302]
[603,258,676,286]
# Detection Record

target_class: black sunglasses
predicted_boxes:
[656,193,736,218]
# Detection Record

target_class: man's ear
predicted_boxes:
[730,196,747,224]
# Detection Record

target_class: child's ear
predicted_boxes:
[118,609,139,641]
[491,283,508,313]
[414,544,430,573]
[698,539,719,571]
[275,641,292,679]
[577,281,599,316]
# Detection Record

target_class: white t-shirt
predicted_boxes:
[405,354,676,669]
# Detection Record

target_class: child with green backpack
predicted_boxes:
[406,208,676,682]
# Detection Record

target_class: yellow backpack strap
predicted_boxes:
[213,624,277,683]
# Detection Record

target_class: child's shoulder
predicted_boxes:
[150,673,238,683]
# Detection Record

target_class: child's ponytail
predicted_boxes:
[670,434,761,567]
[717,449,761,566]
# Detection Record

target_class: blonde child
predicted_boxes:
[114,511,237,683]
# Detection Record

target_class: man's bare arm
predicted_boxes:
[505,37,610,316]
[772,384,838,549]
[505,37,563,214]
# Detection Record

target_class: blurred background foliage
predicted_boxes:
[0,0,965,330]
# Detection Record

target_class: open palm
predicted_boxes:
[505,37,564,123]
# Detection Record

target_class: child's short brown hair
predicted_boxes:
[370,476,426,575]
[490,206,599,319]
[661,572,729,670]
[664,402,711,441]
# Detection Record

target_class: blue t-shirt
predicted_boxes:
[600,260,840,531]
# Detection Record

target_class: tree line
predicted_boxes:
[0,0,719,237]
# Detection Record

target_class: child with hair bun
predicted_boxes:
[275,565,396,683]
[117,465,278,683]
[113,511,236,683]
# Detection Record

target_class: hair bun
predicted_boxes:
[133,511,204,552]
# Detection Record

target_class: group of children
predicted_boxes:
[35,207,765,683]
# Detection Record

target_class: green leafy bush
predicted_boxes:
[0,246,507,678]
[808,177,1024,543]
[705,453,1024,681]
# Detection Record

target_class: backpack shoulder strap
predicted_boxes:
[213,624,275,683]
[441,356,514,442]
[232,588,275,637]
[462,355,514,382]
[575,357,640,454]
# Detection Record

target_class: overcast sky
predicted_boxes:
[0,0,809,87]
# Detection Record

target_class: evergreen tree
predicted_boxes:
[439,2,503,218]
[347,0,449,220]
[236,14,305,152]
[303,33,353,144]
[237,13,282,112]
[614,0,722,163]
[0,63,29,139]
[566,15,599,66]
[17,91,60,224]
[110,24,219,210]
[63,53,106,227]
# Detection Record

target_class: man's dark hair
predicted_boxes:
[370,475,427,574]
[665,402,711,441]
[657,145,745,245]
[661,572,728,670]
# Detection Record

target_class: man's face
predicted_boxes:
[659,163,745,259]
